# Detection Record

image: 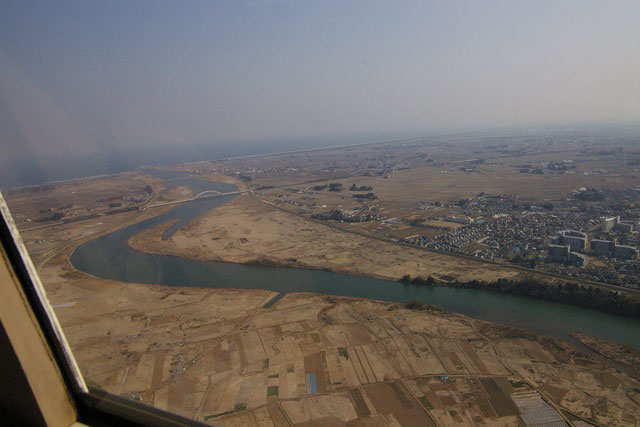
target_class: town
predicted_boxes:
[200,129,640,291]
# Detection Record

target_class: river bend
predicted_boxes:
[70,170,640,348]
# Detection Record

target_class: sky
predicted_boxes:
[1,1,640,185]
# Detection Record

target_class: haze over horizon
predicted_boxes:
[1,1,640,186]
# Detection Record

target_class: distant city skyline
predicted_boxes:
[1,1,640,185]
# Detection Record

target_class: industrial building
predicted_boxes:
[600,216,638,234]
[590,239,614,256]
[601,216,618,232]
[568,251,588,267]
[548,230,588,253]
[582,238,638,260]
[547,227,640,265]
[547,244,588,267]
[548,244,569,261]
[613,244,639,260]
[616,222,635,234]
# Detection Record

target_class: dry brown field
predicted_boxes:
[267,161,638,206]
[4,173,153,224]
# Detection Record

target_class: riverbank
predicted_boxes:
[571,333,640,378]
[127,194,524,283]
[400,275,640,320]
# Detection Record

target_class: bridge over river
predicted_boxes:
[147,189,250,208]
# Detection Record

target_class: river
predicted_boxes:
[70,169,640,348]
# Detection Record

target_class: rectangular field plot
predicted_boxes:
[362,381,435,427]
[406,376,526,426]
[281,392,359,425]
[393,334,446,376]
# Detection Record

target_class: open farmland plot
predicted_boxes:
[394,334,446,376]
[324,347,361,389]
[406,376,526,426]
[480,378,520,417]
[362,382,435,427]
[281,392,359,425]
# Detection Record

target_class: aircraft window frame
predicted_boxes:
[0,191,208,426]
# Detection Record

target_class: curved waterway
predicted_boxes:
[70,170,640,348]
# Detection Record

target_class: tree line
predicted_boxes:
[399,275,640,320]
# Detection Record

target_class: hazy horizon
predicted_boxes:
[2,1,640,186]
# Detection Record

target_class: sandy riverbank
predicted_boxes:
[128,194,522,283]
